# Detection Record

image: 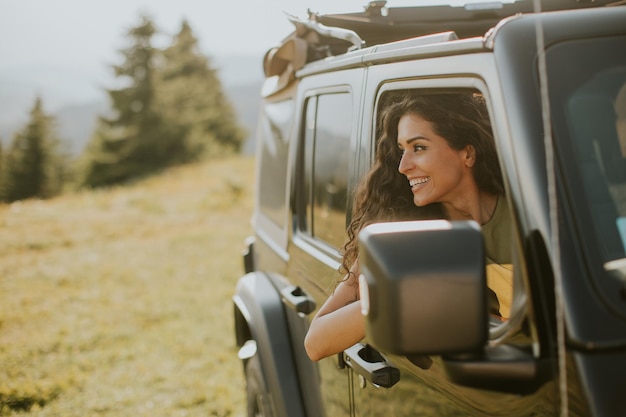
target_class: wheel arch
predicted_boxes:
[233,271,306,417]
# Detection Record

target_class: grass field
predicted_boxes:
[0,156,254,416]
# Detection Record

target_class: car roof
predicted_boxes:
[261,0,622,96]
[315,0,620,45]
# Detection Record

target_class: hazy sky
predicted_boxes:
[0,0,491,124]
[0,1,361,70]
[0,0,378,115]
[0,0,483,70]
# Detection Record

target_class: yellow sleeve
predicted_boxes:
[486,263,513,320]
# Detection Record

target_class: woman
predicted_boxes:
[304,91,511,362]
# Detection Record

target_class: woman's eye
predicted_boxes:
[413,144,426,152]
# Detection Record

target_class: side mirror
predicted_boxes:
[358,220,488,356]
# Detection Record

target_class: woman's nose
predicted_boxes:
[398,151,412,174]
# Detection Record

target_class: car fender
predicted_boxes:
[233,271,305,417]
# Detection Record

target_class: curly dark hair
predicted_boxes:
[339,91,504,278]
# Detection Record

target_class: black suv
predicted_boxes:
[233,1,626,416]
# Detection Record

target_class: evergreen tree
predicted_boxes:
[156,19,245,161]
[2,97,63,202]
[81,14,183,188]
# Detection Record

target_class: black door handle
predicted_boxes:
[343,343,400,388]
[280,285,316,315]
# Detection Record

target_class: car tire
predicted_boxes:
[245,353,270,417]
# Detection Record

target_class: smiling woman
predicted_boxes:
[304,90,513,361]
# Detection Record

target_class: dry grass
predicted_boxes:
[0,156,254,416]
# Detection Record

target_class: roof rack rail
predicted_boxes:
[286,13,365,52]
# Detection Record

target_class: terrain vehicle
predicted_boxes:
[232,1,626,416]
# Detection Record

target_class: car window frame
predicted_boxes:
[369,77,528,343]
[292,82,361,268]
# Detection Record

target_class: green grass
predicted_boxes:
[0,156,254,416]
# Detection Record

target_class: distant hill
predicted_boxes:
[0,54,264,156]
[54,100,111,155]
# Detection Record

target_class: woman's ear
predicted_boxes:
[464,145,476,167]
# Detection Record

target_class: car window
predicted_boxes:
[549,35,626,314]
[300,93,352,249]
[374,88,516,323]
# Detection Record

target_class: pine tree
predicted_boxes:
[81,14,183,188]
[156,19,245,161]
[2,97,63,202]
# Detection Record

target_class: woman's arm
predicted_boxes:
[304,266,365,362]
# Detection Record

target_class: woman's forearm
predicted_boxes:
[304,301,365,361]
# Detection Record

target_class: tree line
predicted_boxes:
[0,14,246,203]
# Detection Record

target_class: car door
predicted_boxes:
[284,68,366,417]
[347,57,560,416]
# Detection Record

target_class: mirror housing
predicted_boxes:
[358,220,488,356]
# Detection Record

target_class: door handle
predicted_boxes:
[280,285,316,315]
[343,343,400,388]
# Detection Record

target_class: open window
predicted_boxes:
[354,87,546,395]
[371,87,520,327]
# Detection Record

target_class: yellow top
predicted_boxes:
[482,196,513,319]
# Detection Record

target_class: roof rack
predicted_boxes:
[262,0,620,90]
[315,0,619,46]
[262,11,366,91]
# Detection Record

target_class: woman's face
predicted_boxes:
[397,112,475,207]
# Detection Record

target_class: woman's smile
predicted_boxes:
[409,176,431,191]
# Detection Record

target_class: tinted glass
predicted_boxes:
[548,36,626,296]
[302,93,352,249]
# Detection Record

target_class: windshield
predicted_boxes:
[548,35,626,297]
